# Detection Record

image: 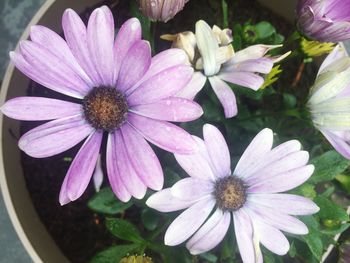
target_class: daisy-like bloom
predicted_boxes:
[297,0,350,43]
[1,6,203,205]
[147,125,319,262]
[162,20,290,118]
[307,44,350,159]
[139,0,189,22]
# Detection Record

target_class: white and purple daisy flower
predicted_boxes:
[147,125,319,262]
[1,6,203,205]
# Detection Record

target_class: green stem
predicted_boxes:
[221,0,228,28]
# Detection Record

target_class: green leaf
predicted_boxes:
[336,174,350,193]
[314,196,349,221]
[141,208,159,231]
[106,218,145,243]
[321,223,350,235]
[302,230,324,261]
[90,244,139,263]
[309,151,350,184]
[290,183,316,199]
[199,252,218,262]
[88,187,133,215]
[289,242,297,258]
[203,99,224,121]
[255,21,276,39]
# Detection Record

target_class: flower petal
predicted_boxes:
[127,65,193,106]
[127,113,196,154]
[1,97,82,121]
[229,58,273,74]
[171,178,213,201]
[187,209,230,255]
[114,18,142,82]
[248,194,320,215]
[146,188,195,212]
[117,40,151,93]
[248,165,315,193]
[164,197,216,246]
[106,133,131,202]
[177,71,207,100]
[87,6,115,86]
[318,45,348,75]
[62,8,101,85]
[130,97,203,122]
[112,130,147,199]
[19,115,93,158]
[209,76,238,118]
[219,71,264,91]
[228,44,282,64]
[120,124,163,191]
[321,129,350,159]
[65,131,103,201]
[234,128,273,178]
[203,124,231,178]
[93,155,103,192]
[175,136,216,181]
[233,208,256,263]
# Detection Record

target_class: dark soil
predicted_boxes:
[20,0,297,262]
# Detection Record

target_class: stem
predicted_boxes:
[292,62,305,88]
[221,0,228,28]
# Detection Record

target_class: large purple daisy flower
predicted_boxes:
[1,6,203,205]
[147,125,319,261]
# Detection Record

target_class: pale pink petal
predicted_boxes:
[247,205,308,235]
[219,71,264,91]
[30,25,93,86]
[127,66,193,106]
[203,124,231,178]
[117,40,151,93]
[62,8,101,85]
[229,58,273,74]
[175,136,216,181]
[187,209,230,255]
[234,128,273,178]
[93,154,103,192]
[1,97,82,121]
[171,178,213,201]
[65,131,103,201]
[209,76,238,118]
[164,197,216,246]
[248,194,320,215]
[120,124,163,190]
[18,115,93,158]
[233,209,256,263]
[248,165,315,194]
[321,129,350,159]
[87,6,115,86]
[177,72,207,100]
[228,44,281,64]
[59,174,70,206]
[114,18,142,82]
[318,45,348,75]
[106,133,131,202]
[146,188,195,212]
[130,97,203,122]
[127,113,196,154]
[113,130,147,199]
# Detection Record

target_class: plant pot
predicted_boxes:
[0,1,299,263]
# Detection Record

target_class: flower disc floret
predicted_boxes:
[214,176,246,211]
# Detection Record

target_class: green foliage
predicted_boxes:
[106,218,145,243]
[141,208,159,231]
[314,196,349,222]
[90,244,140,263]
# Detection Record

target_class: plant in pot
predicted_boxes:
[1,0,350,263]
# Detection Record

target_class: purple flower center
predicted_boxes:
[83,87,128,132]
[214,176,247,211]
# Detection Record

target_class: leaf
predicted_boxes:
[199,252,218,262]
[336,174,350,193]
[321,223,350,235]
[309,151,350,184]
[261,65,282,89]
[90,244,140,263]
[301,37,335,57]
[289,183,316,199]
[141,208,159,231]
[255,21,276,39]
[302,230,324,261]
[106,218,145,243]
[314,196,349,221]
[88,187,133,215]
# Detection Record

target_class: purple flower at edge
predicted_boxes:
[297,0,350,42]
[1,6,203,205]
[147,125,319,261]
[139,0,190,22]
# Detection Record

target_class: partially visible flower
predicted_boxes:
[307,44,350,159]
[119,255,153,263]
[1,6,202,205]
[297,0,350,42]
[139,0,189,22]
[147,125,319,261]
[163,20,290,118]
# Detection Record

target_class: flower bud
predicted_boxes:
[139,0,189,22]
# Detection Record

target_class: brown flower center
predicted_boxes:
[214,176,247,211]
[83,87,128,132]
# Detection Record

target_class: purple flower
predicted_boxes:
[147,125,319,260]
[139,0,189,22]
[168,20,289,118]
[297,0,350,42]
[307,44,350,159]
[1,6,203,205]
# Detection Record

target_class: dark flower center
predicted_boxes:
[214,176,247,212]
[83,87,128,132]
